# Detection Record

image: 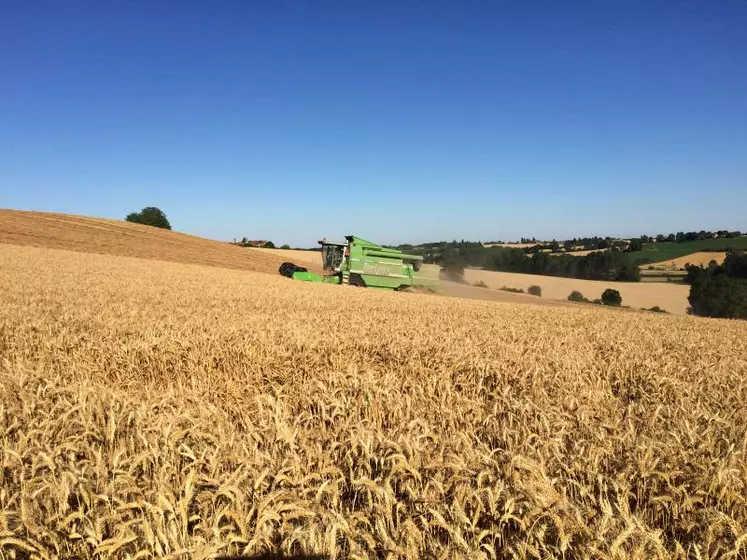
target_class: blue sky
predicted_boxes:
[1,1,745,247]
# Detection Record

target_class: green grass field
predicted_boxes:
[625,237,747,263]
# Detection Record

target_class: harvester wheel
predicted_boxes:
[349,274,366,287]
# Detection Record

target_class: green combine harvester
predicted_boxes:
[278,235,439,291]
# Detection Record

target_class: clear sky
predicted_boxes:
[2,1,745,247]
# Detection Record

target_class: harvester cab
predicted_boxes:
[278,235,439,291]
[319,239,346,272]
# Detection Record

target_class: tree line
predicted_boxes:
[648,230,742,243]
[399,241,642,282]
[486,230,742,254]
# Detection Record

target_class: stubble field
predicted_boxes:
[1,242,747,559]
[645,252,728,271]
[462,269,690,314]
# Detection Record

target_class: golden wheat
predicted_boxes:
[1,243,747,559]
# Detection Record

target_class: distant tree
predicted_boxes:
[597,239,609,250]
[656,234,665,243]
[666,233,675,242]
[125,207,171,230]
[684,263,708,285]
[722,249,747,279]
[262,241,276,249]
[676,232,686,243]
[527,285,542,297]
[628,238,644,252]
[280,244,290,250]
[601,289,622,307]
[568,290,589,302]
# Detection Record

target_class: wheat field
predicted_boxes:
[1,242,747,559]
[265,249,323,266]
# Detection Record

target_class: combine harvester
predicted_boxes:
[278,235,439,291]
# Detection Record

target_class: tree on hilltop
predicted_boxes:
[125,207,172,230]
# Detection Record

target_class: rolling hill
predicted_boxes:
[0,209,313,275]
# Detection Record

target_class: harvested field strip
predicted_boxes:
[463,268,690,314]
